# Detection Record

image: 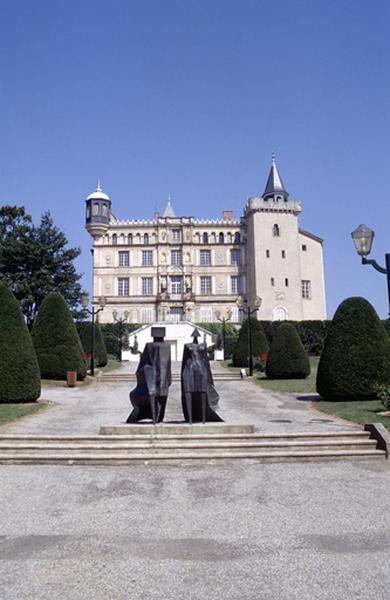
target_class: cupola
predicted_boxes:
[85,180,112,239]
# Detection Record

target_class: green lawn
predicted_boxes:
[0,402,47,427]
[313,400,390,429]
[100,359,123,373]
[222,357,319,394]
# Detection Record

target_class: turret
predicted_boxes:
[85,181,112,239]
[263,154,289,202]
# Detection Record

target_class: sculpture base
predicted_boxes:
[99,423,255,435]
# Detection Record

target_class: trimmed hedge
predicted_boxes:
[100,322,140,359]
[232,317,269,367]
[266,323,310,379]
[259,320,332,355]
[316,297,390,401]
[0,282,41,402]
[76,321,108,367]
[32,293,86,380]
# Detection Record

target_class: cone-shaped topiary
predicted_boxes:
[76,321,108,367]
[232,317,269,367]
[32,293,86,380]
[316,296,390,401]
[266,323,310,379]
[0,282,41,402]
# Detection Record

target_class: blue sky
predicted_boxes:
[0,0,389,317]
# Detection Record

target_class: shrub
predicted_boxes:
[266,323,310,379]
[0,282,41,402]
[316,297,390,401]
[76,321,108,367]
[259,320,331,355]
[232,317,269,367]
[32,293,86,380]
[375,384,390,410]
[100,322,140,359]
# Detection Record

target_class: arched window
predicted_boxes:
[219,232,224,244]
[112,233,117,245]
[86,206,90,218]
[92,203,100,216]
[202,232,208,244]
[144,233,149,245]
[127,233,133,245]
[273,224,280,237]
[102,203,108,216]
[234,232,241,244]
[273,306,288,321]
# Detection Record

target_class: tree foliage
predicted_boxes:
[0,282,41,402]
[316,297,390,401]
[76,321,108,367]
[0,206,84,327]
[265,323,310,379]
[32,293,86,380]
[232,317,269,367]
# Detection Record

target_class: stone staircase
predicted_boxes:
[0,424,385,464]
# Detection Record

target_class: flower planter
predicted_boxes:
[66,370,77,388]
[260,351,269,365]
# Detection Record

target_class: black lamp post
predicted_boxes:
[215,308,232,357]
[112,310,129,361]
[81,294,106,376]
[236,295,262,376]
[351,224,390,316]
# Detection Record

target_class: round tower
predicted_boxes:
[85,181,112,239]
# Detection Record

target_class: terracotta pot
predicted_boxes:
[260,351,269,365]
[66,370,77,388]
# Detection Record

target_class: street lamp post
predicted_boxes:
[215,309,233,357]
[81,294,106,376]
[351,224,390,316]
[112,310,129,361]
[235,295,262,376]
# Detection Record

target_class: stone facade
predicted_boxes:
[85,158,326,324]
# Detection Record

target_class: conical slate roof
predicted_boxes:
[263,154,288,199]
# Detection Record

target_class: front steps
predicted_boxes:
[0,427,385,464]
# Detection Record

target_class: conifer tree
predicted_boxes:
[266,322,310,379]
[0,282,41,402]
[32,293,86,380]
[232,317,269,367]
[76,321,108,367]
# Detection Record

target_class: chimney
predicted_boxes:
[223,210,233,221]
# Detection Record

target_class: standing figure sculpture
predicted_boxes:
[126,327,171,424]
[181,328,223,423]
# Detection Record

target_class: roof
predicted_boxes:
[86,181,111,202]
[163,199,176,218]
[263,154,289,199]
[299,228,323,244]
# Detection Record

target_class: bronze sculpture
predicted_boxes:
[126,327,171,424]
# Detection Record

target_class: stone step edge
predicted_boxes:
[0,430,368,441]
[0,440,377,451]
[0,449,385,463]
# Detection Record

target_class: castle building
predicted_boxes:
[85,157,326,324]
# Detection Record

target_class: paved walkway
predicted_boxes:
[2,362,357,435]
[1,363,389,600]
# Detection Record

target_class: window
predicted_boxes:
[202,232,209,244]
[200,276,212,295]
[170,276,182,295]
[219,232,224,244]
[142,250,153,266]
[112,233,117,245]
[118,251,129,267]
[302,280,311,299]
[171,250,182,266]
[285,278,289,287]
[200,249,211,266]
[302,244,307,251]
[234,232,241,244]
[127,233,133,245]
[270,277,275,287]
[266,249,270,258]
[281,250,286,258]
[143,233,149,245]
[231,276,241,294]
[230,249,241,265]
[169,307,183,323]
[172,229,181,242]
[141,277,153,296]
[273,224,280,237]
[92,203,100,215]
[273,306,287,321]
[140,308,154,323]
[102,204,108,216]
[199,307,212,322]
[118,278,129,296]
